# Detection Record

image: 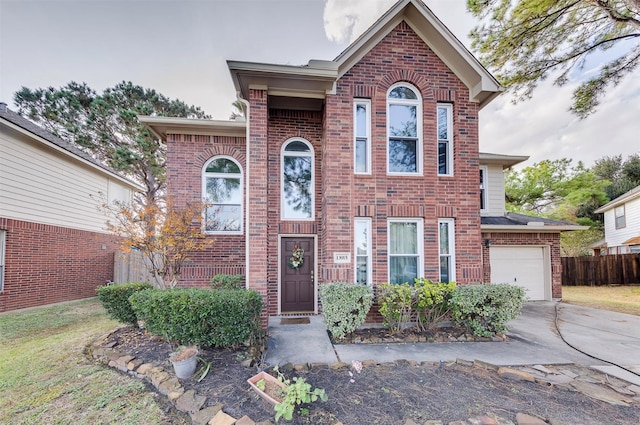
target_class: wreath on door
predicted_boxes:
[288,244,304,269]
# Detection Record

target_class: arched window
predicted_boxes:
[387,83,422,174]
[281,138,314,220]
[202,156,242,233]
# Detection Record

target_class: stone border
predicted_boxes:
[88,333,640,425]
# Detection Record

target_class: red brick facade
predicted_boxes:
[0,217,121,312]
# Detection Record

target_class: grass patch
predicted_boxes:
[562,285,640,316]
[0,298,188,425]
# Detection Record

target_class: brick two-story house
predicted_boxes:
[141,0,581,322]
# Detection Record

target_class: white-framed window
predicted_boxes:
[0,230,5,291]
[480,166,488,212]
[388,218,423,284]
[354,99,371,174]
[354,218,372,286]
[438,218,456,283]
[614,205,626,229]
[203,156,243,233]
[437,103,453,176]
[282,138,315,220]
[387,83,422,175]
[630,245,640,254]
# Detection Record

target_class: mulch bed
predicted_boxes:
[330,324,506,344]
[102,327,640,425]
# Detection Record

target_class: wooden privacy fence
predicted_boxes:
[113,250,162,287]
[562,253,640,286]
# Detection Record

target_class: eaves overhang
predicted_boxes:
[481,224,589,233]
[227,60,338,106]
[333,0,503,109]
[594,185,640,213]
[138,116,246,140]
[479,152,529,169]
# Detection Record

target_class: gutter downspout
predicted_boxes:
[237,95,251,290]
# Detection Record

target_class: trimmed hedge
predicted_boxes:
[450,284,526,337]
[319,282,373,340]
[96,282,152,325]
[129,288,262,348]
[210,274,244,290]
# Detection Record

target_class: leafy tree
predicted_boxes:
[14,81,210,207]
[102,198,213,289]
[505,158,609,218]
[468,0,640,118]
[592,154,640,200]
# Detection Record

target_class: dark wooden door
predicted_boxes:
[281,237,314,313]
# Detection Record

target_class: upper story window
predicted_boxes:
[614,205,626,229]
[437,103,453,176]
[282,138,314,220]
[203,156,242,233]
[480,167,488,211]
[354,99,371,174]
[387,84,422,174]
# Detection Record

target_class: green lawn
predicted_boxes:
[0,299,188,425]
[562,285,640,316]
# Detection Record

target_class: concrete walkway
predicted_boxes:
[263,302,640,386]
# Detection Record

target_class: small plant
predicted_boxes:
[96,282,152,325]
[210,274,244,289]
[272,366,328,422]
[319,282,373,340]
[255,379,266,391]
[377,282,414,334]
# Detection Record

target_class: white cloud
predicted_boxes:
[323,0,395,43]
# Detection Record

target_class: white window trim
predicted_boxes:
[386,83,423,176]
[354,99,372,175]
[202,155,243,235]
[354,218,372,286]
[438,218,456,282]
[0,230,5,292]
[387,218,424,284]
[437,103,453,177]
[480,166,488,212]
[614,205,626,229]
[281,138,315,221]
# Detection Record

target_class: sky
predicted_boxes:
[1,0,638,168]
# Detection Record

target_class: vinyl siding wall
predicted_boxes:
[481,164,507,216]
[603,197,640,249]
[0,124,131,233]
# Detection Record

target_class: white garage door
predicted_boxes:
[490,246,547,300]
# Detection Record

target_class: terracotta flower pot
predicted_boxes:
[247,371,286,406]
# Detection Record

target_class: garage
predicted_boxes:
[489,246,549,300]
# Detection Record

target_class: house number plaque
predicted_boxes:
[333,252,351,264]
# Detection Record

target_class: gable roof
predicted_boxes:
[594,185,640,213]
[228,0,502,110]
[0,103,141,190]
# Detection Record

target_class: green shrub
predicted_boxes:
[129,288,263,347]
[450,284,526,337]
[210,274,244,289]
[319,282,373,340]
[96,282,152,325]
[414,279,456,331]
[377,283,414,334]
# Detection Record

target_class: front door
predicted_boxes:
[281,237,314,313]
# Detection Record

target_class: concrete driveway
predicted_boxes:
[265,302,640,385]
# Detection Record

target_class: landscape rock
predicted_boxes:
[516,412,547,425]
[136,363,155,375]
[175,389,206,414]
[208,410,236,425]
[190,405,222,425]
[235,415,256,425]
[497,367,535,382]
[571,380,632,406]
[157,377,181,396]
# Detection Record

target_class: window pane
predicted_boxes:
[389,139,417,172]
[355,220,368,255]
[439,222,449,255]
[389,86,418,99]
[389,256,418,284]
[206,158,240,174]
[355,139,367,173]
[206,205,241,231]
[439,256,450,283]
[390,222,417,254]
[284,141,310,152]
[438,141,448,175]
[356,256,368,285]
[356,104,367,138]
[437,106,448,140]
[389,105,417,137]
[283,155,312,218]
[206,177,241,204]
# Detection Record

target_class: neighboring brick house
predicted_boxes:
[0,103,140,312]
[141,0,581,322]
